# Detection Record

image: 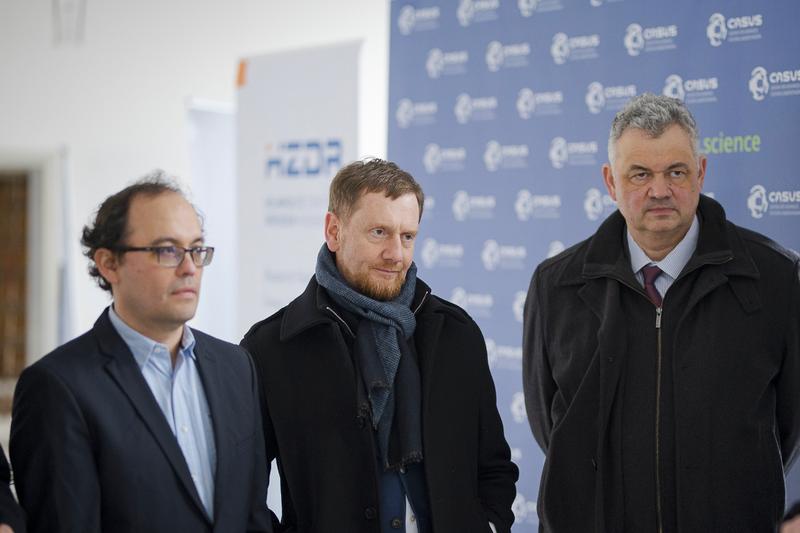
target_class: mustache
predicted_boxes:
[645,199,676,210]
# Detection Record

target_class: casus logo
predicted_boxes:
[450,287,493,317]
[454,93,498,124]
[516,88,564,118]
[265,139,342,178]
[481,240,527,271]
[486,41,531,72]
[663,74,719,104]
[395,98,438,128]
[425,48,469,79]
[397,5,440,36]
[746,184,800,218]
[451,190,496,221]
[706,13,727,46]
[747,184,768,218]
[707,12,763,47]
[586,82,606,113]
[624,22,678,56]
[749,67,769,100]
[549,137,599,168]
[485,338,523,370]
[457,0,499,27]
[547,240,566,258]
[512,291,527,323]
[512,492,539,525]
[584,187,616,221]
[624,23,645,55]
[483,141,530,172]
[420,238,464,268]
[549,137,568,168]
[518,0,538,17]
[749,66,800,101]
[423,143,467,174]
[515,189,561,220]
[510,391,527,423]
[550,32,600,64]
[585,82,637,114]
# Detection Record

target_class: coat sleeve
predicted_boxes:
[241,335,297,533]
[776,257,800,471]
[522,266,558,453]
[243,347,276,533]
[474,322,519,533]
[10,364,102,533]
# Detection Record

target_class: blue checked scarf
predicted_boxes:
[315,244,423,470]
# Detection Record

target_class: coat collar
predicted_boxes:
[560,195,759,287]
[280,276,443,342]
[95,309,212,523]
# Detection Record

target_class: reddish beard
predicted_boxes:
[350,267,407,301]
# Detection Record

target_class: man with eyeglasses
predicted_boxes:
[10,172,272,533]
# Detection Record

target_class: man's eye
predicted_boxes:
[631,172,648,181]
[370,229,385,237]
[670,170,687,179]
[402,234,415,243]
[160,246,179,257]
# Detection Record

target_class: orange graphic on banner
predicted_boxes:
[237,60,247,88]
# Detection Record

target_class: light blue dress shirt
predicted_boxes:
[627,214,699,301]
[109,306,217,519]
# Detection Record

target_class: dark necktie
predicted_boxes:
[641,265,663,307]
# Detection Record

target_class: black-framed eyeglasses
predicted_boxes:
[115,246,215,267]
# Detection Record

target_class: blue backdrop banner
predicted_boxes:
[387,1,800,529]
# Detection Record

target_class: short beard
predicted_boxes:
[350,270,406,301]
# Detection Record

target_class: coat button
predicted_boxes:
[356,415,366,429]
[364,506,377,520]
[391,517,403,528]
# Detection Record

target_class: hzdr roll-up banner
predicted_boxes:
[237,42,360,335]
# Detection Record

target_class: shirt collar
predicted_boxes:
[627,214,700,279]
[108,305,196,370]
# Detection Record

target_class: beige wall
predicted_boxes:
[0,0,389,346]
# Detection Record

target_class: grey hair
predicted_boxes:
[607,93,699,164]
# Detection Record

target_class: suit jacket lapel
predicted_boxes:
[95,311,209,520]
[193,338,229,526]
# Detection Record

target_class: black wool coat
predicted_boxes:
[523,196,800,532]
[242,277,518,533]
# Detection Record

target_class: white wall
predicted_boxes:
[0,0,389,344]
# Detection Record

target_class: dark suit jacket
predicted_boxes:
[10,309,272,533]
[0,444,24,532]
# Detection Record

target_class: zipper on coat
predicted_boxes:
[325,306,355,338]
[654,306,664,533]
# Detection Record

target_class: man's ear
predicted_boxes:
[324,212,342,252]
[696,154,707,191]
[94,248,120,286]
[602,163,618,202]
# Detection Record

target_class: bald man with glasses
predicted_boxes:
[10,172,272,533]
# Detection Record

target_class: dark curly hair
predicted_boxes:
[81,170,187,292]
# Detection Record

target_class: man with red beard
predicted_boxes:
[242,158,518,533]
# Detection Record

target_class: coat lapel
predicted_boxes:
[193,338,229,528]
[95,311,209,521]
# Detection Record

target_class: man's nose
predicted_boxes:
[649,173,673,198]
[383,235,403,262]
[175,251,198,276]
